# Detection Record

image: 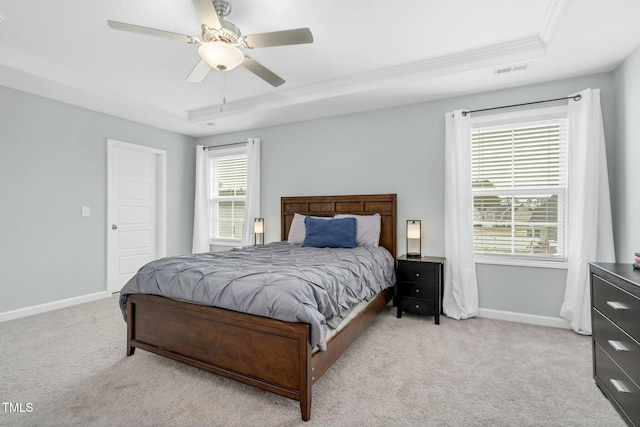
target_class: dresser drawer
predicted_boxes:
[593,310,640,384]
[396,262,437,284]
[593,275,640,342]
[397,281,435,300]
[398,297,434,316]
[594,343,640,426]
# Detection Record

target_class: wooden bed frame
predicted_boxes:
[126,193,397,421]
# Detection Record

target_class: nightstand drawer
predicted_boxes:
[593,310,640,383]
[398,297,433,316]
[396,262,437,284]
[397,281,435,300]
[594,343,640,426]
[593,275,640,342]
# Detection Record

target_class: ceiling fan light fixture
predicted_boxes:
[198,41,244,71]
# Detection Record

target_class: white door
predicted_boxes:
[107,140,166,294]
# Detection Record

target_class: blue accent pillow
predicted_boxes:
[302,217,357,248]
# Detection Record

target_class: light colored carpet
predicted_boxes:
[0,294,625,427]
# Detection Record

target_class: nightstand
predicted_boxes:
[395,255,445,324]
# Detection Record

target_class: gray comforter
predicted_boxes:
[119,242,395,350]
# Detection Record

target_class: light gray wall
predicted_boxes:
[1,67,625,319]
[199,72,616,319]
[0,86,198,313]
[613,45,640,262]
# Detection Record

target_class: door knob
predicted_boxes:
[112,224,118,230]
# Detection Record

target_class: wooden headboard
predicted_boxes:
[281,194,397,258]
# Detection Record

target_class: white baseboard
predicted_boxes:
[478,307,571,329]
[0,291,110,323]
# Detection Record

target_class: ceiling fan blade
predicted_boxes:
[243,28,313,49]
[107,20,196,43]
[186,59,212,83]
[191,0,222,29]
[241,56,285,87]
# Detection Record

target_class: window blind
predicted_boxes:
[209,153,247,240]
[471,119,567,259]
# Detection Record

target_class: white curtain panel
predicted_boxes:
[443,110,479,319]
[192,145,211,253]
[241,138,261,247]
[560,88,615,334]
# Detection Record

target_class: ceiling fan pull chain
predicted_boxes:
[220,72,226,112]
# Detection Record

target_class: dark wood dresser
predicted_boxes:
[590,262,640,426]
[395,255,444,324]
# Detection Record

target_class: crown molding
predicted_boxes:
[0,36,548,134]
[188,36,547,124]
[539,0,568,44]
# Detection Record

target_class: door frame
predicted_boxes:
[106,139,167,294]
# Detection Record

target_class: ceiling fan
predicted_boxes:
[107,0,313,87]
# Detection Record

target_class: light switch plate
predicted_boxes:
[81,206,90,217]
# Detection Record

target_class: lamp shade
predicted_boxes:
[407,222,421,239]
[198,41,244,71]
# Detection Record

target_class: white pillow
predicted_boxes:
[287,213,331,244]
[334,213,381,247]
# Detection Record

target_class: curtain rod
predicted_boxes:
[202,141,247,150]
[461,94,582,117]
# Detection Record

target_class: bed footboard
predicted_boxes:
[126,285,394,421]
[126,294,313,420]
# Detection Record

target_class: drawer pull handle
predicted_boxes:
[606,301,628,310]
[415,273,420,277]
[415,304,420,309]
[608,340,630,352]
[610,379,633,394]
[415,289,420,293]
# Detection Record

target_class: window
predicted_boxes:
[470,106,568,266]
[209,148,247,244]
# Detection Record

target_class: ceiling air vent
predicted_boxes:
[494,64,529,75]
